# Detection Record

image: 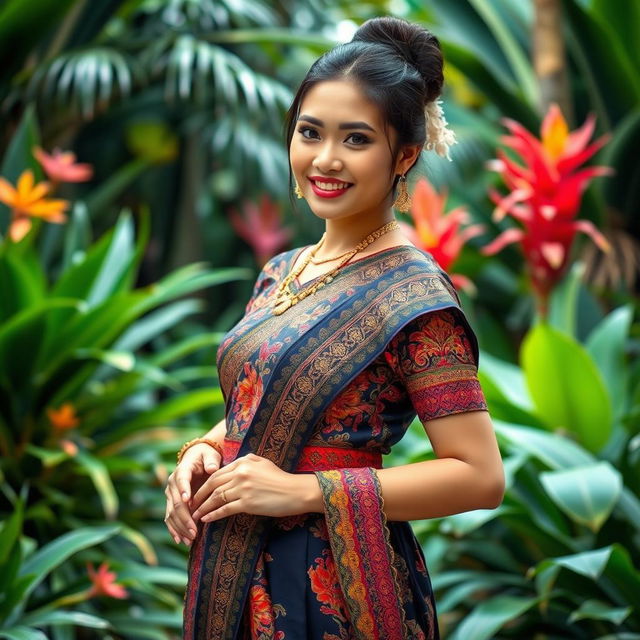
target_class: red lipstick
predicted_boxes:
[307,176,353,199]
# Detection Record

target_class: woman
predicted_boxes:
[165,16,504,640]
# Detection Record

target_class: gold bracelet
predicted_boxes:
[177,438,224,464]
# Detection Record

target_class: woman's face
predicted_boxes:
[289,79,401,223]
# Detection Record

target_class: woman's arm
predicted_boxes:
[297,409,504,520]
[190,409,504,525]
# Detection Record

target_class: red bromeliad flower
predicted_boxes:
[400,178,485,294]
[228,194,292,267]
[33,147,93,184]
[87,562,128,599]
[481,103,612,315]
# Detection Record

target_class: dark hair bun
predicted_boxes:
[352,16,444,103]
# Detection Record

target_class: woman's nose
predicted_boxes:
[312,144,343,173]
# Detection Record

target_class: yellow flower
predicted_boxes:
[0,169,70,241]
[47,403,79,432]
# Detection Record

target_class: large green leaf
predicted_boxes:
[18,610,109,628]
[0,299,82,396]
[531,544,640,608]
[0,251,46,322]
[449,594,546,640]
[0,628,47,640]
[494,420,596,469]
[478,352,533,412]
[569,598,632,625]
[74,451,119,520]
[539,462,623,532]
[0,500,22,564]
[564,0,640,127]
[521,323,613,452]
[99,387,223,446]
[19,525,120,600]
[60,202,92,273]
[586,305,633,420]
[593,0,640,61]
[49,211,136,306]
[466,0,537,105]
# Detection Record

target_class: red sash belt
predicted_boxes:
[223,439,382,471]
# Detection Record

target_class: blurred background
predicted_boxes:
[0,0,638,638]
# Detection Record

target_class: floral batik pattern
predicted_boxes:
[189,246,488,639]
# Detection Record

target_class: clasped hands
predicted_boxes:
[164,444,316,546]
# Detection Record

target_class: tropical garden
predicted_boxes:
[0,0,638,638]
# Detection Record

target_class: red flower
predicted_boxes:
[248,583,275,634]
[308,551,347,622]
[87,562,128,599]
[33,146,93,183]
[229,194,292,267]
[401,178,485,294]
[481,103,612,315]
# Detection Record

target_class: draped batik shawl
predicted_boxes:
[183,245,480,639]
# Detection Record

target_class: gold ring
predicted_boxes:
[220,489,228,505]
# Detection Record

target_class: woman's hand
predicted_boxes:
[190,453,317,523]
[164,443,222,545]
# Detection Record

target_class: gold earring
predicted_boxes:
[393,174,411,212]
[294,180,304,199]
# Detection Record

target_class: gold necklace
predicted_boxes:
[309,247,354,265]
[272,220,400,315]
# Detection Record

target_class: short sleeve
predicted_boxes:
[384,308,488,423]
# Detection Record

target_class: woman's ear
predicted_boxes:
[394,144,423,176]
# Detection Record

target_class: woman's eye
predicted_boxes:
[346,133,370,145]
[297,126,318,139]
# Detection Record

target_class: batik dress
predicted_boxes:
[184,245,489,640]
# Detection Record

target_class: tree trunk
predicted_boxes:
[532,0,573,122]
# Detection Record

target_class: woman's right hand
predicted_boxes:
[164,443,222,545]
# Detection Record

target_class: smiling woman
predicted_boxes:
[165,15,504,640]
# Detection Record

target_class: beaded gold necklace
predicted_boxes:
[272,220,400,316]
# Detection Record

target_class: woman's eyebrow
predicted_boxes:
[297,114,376,132]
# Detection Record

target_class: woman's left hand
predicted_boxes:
[190,453,313,523]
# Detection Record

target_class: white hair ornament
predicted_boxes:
[424,99,457,161]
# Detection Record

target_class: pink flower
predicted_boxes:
[33,147,93,183]
[228,194,292,266]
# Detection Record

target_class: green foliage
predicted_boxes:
[0,111,252,636]
[410,295,640,638]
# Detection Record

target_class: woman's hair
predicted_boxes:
[284,16,445,194]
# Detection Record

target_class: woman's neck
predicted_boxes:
[319,212,397,256]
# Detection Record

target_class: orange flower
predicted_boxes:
[47,403,79,432]
[87,562,128,599]
[233,363,262,426]
[0,169,69,241]
[401,178,485,294]
[33,146,93,183]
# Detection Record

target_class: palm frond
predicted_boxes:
[209,114,289,194]
[27,48,139,120]
[158,35,292,112]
